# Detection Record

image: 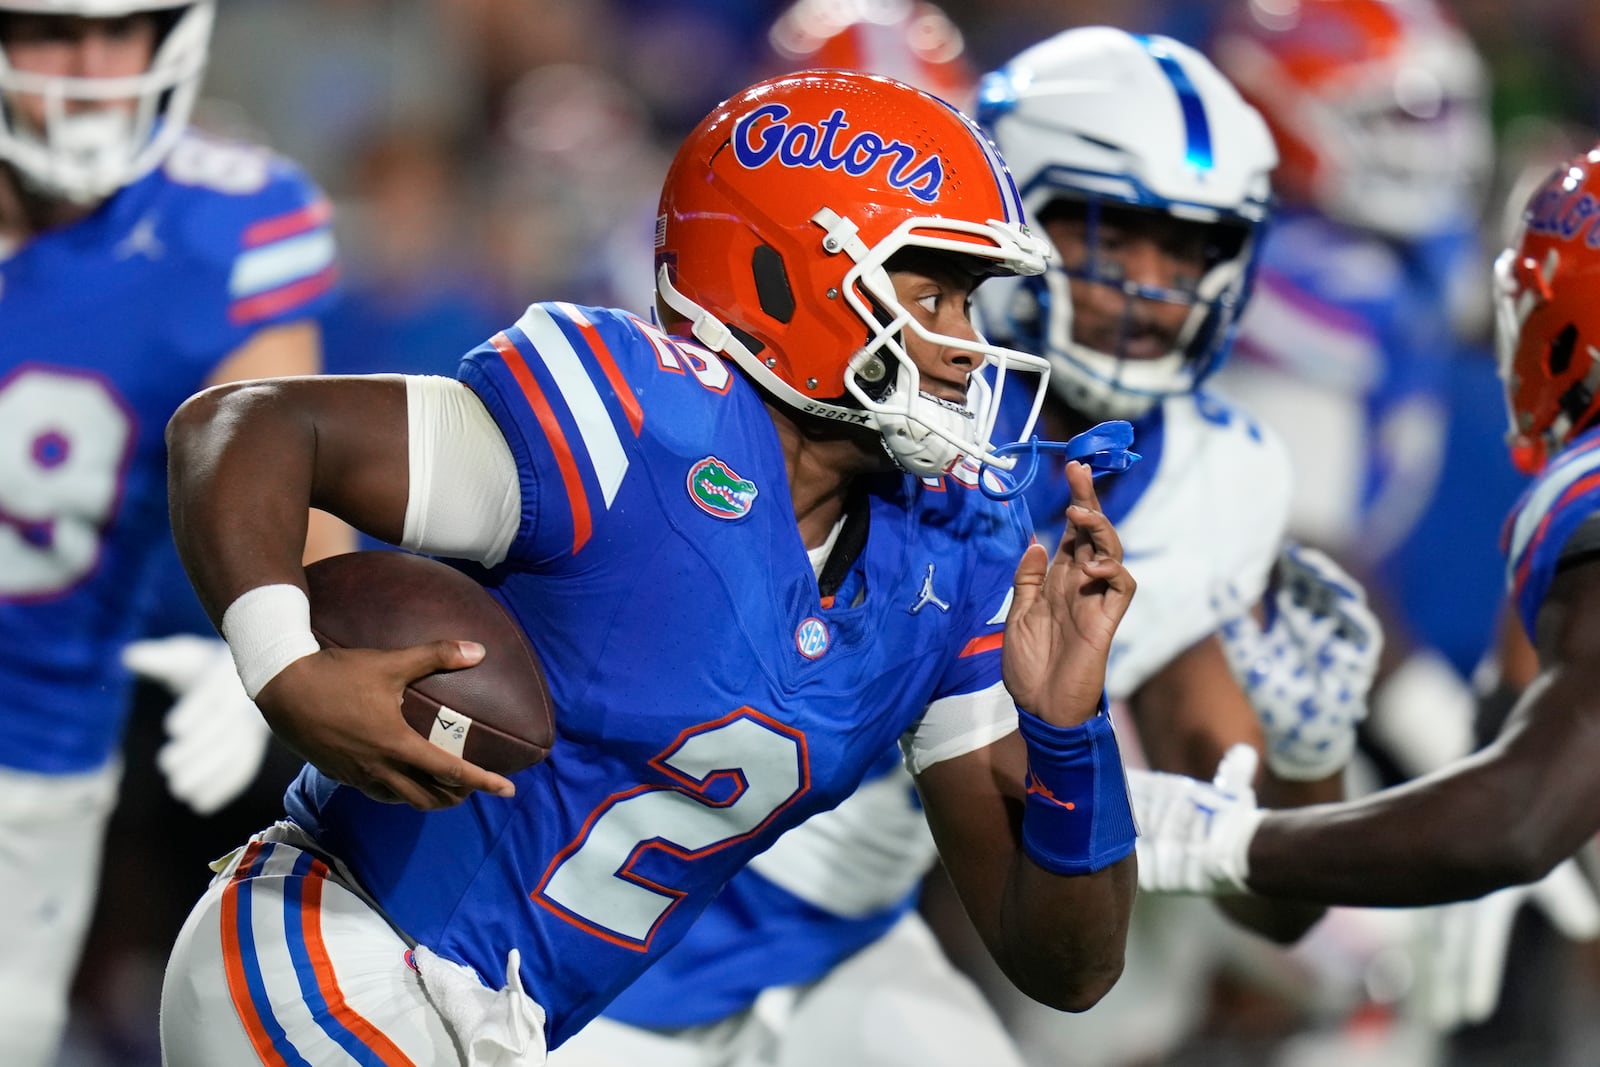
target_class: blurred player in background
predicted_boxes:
[552,23,1382,1067]
[1200,2,1593,1054]
[0,1,343,1064]
[1130,139,1600,1049]
[1207,0,1498,776]
[158,68,1141,1065]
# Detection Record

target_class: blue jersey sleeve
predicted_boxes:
[1504,428,1600,638]
[456,303,653,565]
[162,132,339,358]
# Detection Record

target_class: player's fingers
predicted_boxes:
[1463,896,1517,1024]
[1009,542,1048,622]
[395,732,516,800]
[1065,502,1122,564]
[122,638,206,692]
[1064,459,1104,513]
[1213,743,1259,795]
[388,639,486,685]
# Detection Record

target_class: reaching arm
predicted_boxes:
[916,461,1137,1010]
[1135,557,1600,906]
[1131,634,1333,942]
[165,374,515,809]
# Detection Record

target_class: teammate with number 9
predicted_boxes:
[0,3,342,1063]
[158,68,1140,1065]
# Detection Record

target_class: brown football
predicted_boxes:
[304,551,555,775]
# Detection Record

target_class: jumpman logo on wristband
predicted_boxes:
[1027,770,1077,811]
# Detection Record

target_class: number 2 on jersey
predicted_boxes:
[535,709,810,950]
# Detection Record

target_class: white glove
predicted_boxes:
[1128,743,1265,895]
[1418,857,1600,1030]
[1214,543,1383,781]
[122,634,273,815]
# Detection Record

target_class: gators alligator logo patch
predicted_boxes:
[688,456,758,519]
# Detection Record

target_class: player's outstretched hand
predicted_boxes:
[123,634,272,815]
[1129,743,1264,894]
[1418,855,1600,1029]
[1003,460,1136,726]
[254,640,516,810]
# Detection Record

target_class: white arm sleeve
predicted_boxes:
[402,375,521,567]
[900,679,1018,775]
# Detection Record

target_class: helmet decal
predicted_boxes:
[732,104,945,203]
[1138,36,1215,171]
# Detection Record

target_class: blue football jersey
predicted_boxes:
[1503,427,1600,640]
[283,302,1031,1046]
[1217,208,1474,561]
[0,131,337,773]
[602,371,1292,1033]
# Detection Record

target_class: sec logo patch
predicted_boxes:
[794,617,830,660]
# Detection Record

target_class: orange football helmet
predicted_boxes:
[655,69,1052,476]
[766,0,976,109]
[1496,146,1600,474]
[1211,0,1490,239]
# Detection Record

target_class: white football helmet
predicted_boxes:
[0,0,213,203]
[977,27,1277,420]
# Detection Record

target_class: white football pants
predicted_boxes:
[160,822,547,1066]
[549,911,1025,1067]
[0,759,120,1067]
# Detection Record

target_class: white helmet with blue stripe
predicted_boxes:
[0,1,214,203]
[977,26,1277,420]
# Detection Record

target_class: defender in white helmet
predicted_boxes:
[553,25,1382,1067]
[0,5,345,1063]
[965,27,1382,1065]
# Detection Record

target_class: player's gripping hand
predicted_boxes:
[1214,543,1382,781]
[123,635,273,816]
[1004,460,1136,726]
[1418,856,1600,1029]
[254,641,516,810]
[1128,743,1264,894]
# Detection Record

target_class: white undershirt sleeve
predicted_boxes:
[900,679,1019,775]
[402,375,521,567]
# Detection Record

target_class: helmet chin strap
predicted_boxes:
[868,357,979,476]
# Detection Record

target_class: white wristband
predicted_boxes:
[220,584,322,699]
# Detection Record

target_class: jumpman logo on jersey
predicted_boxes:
[908,563,950,615]
[114,212,165,262]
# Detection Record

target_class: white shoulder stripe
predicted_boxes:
[228,230,335,298]
[1509,446,1600,566]
[515,304,629,507]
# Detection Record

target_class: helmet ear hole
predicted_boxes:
[1548,324,1578,377]
[751,245,795,324]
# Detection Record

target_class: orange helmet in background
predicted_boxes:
[1495,146,1600,474]
[1211,0,1491,239]
[767,0,976,109]
[654,70,1052,476]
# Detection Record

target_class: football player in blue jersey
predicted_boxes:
[1131,137,1600,1025]
[549,24,1384,1067]
[0,2,344,1063]
[157,68,1144,1065]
